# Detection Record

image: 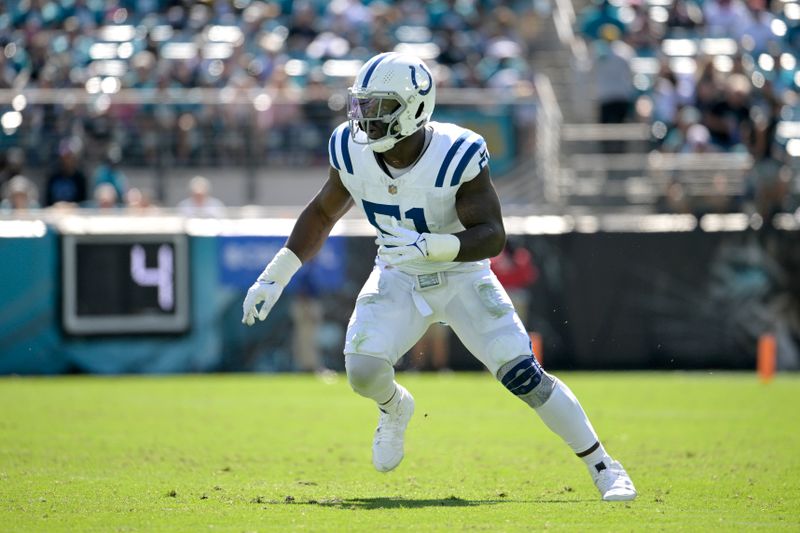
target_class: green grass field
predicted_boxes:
[1,372,798,532]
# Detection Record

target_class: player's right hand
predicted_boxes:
[242,279,284,326]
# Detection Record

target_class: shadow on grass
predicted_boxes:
[530,498,597,504]
[312,496,510,509]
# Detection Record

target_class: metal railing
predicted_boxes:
[0,87,540,207]
[554,121,763,208]
[534,74,563,206]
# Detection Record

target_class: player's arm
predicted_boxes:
[242,168,352,325]
[286,167,354,262]
[377,166,506,265]
[451,166,506,261]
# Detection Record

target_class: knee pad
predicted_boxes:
[345,354,395,399]
[496,355,556,408]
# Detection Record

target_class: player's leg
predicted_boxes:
[445,270,636,501]
[346,354,397,404]
[496,355,636,500]
[343,266,429,472]
[345,353,415,472]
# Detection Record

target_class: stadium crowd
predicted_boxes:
[0,0,797,216]
[578,0,800,218]
[0,0,542,209]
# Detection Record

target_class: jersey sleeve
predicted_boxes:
[328,122,354,175]
[458,133,490,184]
[434,129,490,188]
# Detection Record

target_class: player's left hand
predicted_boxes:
[376,220,429,266]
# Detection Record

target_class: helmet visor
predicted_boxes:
[347,93,404,144]
[348,95,400,121]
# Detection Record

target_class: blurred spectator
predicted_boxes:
[0,175,40,213]
[90,183,120,210]
[740,0,778,53]
[491,240,539,328]
[744,85,781,162]
[693,59,722,117]
[661,106,703,153]
[45,142,88,207]
[177,176,225,217]
[301,73,338,160]
[703,0,751,38]
[657,178,693,214]
[287,3,320,54]
[681,123,720,153]
[91,144,128,206]
[667,0,705,33]
[125,187,157,211]
[289,268,328,374]
[652,62,680,127]
[702,173,740,213]
[0,52,17,89]
[746,156,792,225]
[0,148,26,190]
[704,74,752,150]
[409,324,451,372]
[591,24,635,152]
[580,0,626,41]
[625,3,662,56]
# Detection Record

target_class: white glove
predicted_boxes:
[242,279,285,326]
[377,219,460,267]
[242,247,302,326]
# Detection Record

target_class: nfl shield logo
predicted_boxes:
[388,184,398,195]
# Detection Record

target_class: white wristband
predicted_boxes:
[424,233,461,262]
[257,247,302,286]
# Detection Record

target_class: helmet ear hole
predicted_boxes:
[415,103,424,119]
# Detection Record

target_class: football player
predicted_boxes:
[243,52,636,501]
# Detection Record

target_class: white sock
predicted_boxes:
[578,442,613,474]
[534,377,610,469]
[378,383,402,413]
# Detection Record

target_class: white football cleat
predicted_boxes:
[372,385,415,472]
[592,460,637,501]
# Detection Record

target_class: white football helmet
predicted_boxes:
[347,52,436,153]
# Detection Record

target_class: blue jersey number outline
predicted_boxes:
[362,200,430,234]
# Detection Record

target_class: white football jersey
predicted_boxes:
[328,121,491,275]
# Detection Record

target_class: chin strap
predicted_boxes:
[369,133,403,153]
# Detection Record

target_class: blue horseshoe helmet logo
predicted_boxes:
[409,64,433,95]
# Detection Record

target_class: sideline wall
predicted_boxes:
[1,226,797,374]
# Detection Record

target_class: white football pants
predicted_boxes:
[343,264,530,376]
